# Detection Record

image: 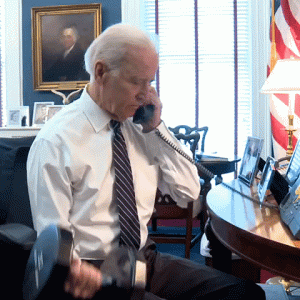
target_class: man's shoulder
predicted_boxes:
[35,102,84,142]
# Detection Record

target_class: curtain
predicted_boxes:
[0,1,3,127]
[142,0,253,161]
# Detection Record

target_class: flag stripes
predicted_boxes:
[269,0,300,158]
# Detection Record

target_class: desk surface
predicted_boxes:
[207,179,300,282]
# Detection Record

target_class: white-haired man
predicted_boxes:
[27,23,265,299]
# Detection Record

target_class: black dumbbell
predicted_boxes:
[22,224,146,300]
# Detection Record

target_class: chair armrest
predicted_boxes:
[0,223,37,250]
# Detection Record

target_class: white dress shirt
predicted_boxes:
[27,87,201,260]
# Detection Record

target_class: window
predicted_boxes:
[141,0,254,162]
[0,0,4,127]
[0,0,23,127]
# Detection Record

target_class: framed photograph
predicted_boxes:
[238,136,264,186]
[32,102,54,126]
[7,109,21,127]
[32,4,102,91]
[285,139,300,186]
[257,156,276,203]
[46,105,64,121]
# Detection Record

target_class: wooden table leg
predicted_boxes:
[205,218,232,274]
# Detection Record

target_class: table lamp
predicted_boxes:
[261,58,300,156]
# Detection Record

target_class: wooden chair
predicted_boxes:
[149,128,211,259]
[168,125,209,153]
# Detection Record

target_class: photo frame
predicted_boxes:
[238,136,264,186]
[285,139,300,186]
[46,105,65,121]
[7,109,21,127]
[257,156,276,203]
[32,4,102,91]
[32,102,54,126]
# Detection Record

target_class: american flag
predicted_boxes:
[269,0,300,159]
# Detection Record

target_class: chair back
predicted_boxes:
[6,146,34,228]
[171,132,200,159]
[0,136,35,227]
[169,125,208,153]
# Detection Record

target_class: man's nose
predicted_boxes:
[136,84,149,103]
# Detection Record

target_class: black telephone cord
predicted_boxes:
[155,129,278,210]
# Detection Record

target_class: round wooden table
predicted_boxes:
[206,179,300,282]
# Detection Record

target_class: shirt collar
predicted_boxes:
[63,43,75,58]
[79,85,111,133]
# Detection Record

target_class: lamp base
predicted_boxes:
[285,128,296,157]
[285,114,297,157]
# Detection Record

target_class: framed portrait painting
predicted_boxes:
[32,4,102,91]
[238,136,264,186]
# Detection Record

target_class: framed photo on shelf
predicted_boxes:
[46,105,64,121]
[32,102,54,126]
[257,156,276,203]
[238,136,264,186]
[7,109,21,127]
[31,3,102,91]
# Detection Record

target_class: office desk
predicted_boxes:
[206,179,300,282]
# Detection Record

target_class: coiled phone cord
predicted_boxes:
[155,129,278,210]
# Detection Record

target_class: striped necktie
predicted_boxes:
[111,120,141,250]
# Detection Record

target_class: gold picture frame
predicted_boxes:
[32,4,102,91]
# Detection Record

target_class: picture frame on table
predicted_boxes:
[257,156,277,203]
[238,136,264,186]
[285,139,300,187]
[32,102,54,126]
[31,3,102,91]
[46,105,65,121]
[7,109,22,127]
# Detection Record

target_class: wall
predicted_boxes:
[22,0,121,123]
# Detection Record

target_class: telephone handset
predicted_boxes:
[154,129,278,209]
[133,105,155,124]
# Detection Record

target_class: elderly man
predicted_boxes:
[43,26,89,82]
[27,24,265,299]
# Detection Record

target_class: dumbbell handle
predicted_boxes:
[99,259,146,300]
[101,274,116,289]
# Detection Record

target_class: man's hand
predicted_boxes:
[64,259,102,299]
[141,86,162,133]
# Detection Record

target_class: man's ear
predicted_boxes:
[94,61,109,83]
